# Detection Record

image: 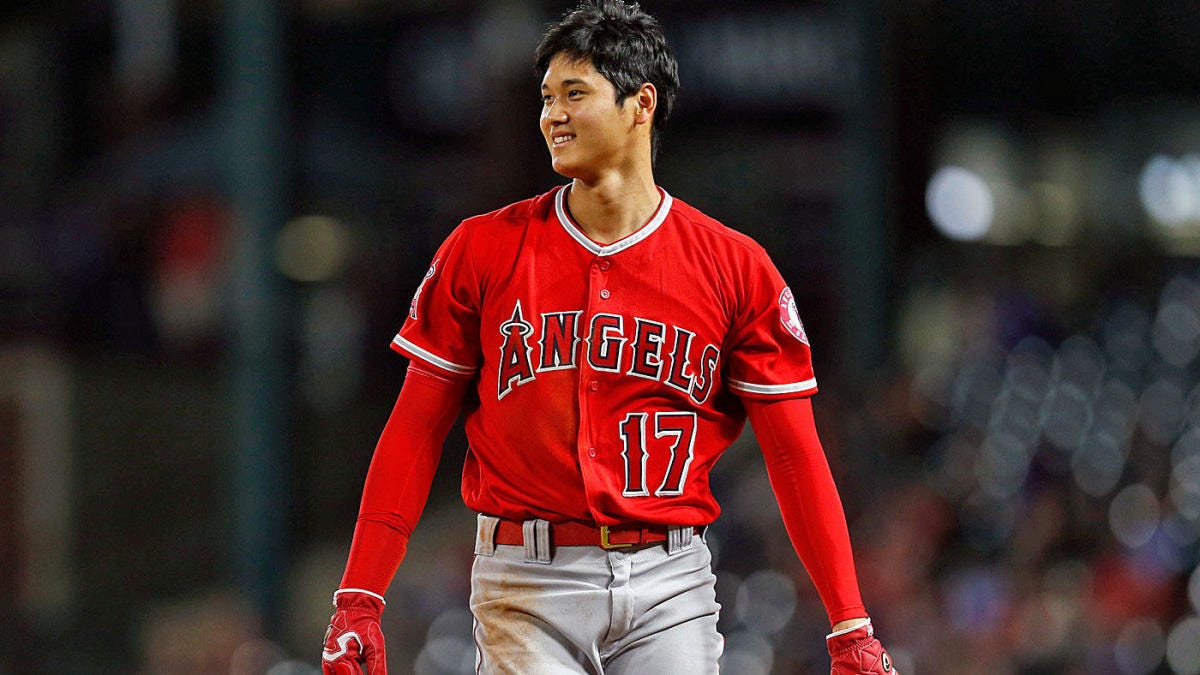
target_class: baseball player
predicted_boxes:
[322,1,897,673]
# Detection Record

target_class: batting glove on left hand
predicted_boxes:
[322,589,387,675]
[827,619,897,675]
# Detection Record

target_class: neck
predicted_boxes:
[566,173,662,245]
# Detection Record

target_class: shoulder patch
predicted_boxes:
[409,259,439,320]
[778,287,809,345]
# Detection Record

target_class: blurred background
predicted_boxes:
[3,0,1200,673]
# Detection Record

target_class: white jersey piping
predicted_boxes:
[392,335,477,375]
[726,377,818,395]
[554,184,673,257]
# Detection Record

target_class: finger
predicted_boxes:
[365,624,388,675]
[324,658,362,675]
[365,652,387,675]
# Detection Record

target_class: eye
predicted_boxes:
[541,94,553,105]
[567,89,583,98]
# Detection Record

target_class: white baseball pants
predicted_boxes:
[469,515,723,674]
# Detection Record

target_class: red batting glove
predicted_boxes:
[827,619,897,675]
[322,589,388,675]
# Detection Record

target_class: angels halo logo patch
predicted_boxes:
[777,287,809,345]
[409,259,439,320]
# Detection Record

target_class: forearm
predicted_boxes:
[744,396,866,626]
[339,364,468,593]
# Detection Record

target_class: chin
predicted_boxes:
[550,157,584,180]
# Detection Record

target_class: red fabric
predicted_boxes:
[322,591,388,675]
[745,396,867,626]
[391,185,818,526]
[338,365,468,594]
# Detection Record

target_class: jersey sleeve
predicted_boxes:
[724,247,818,400]
[391,223,482,377]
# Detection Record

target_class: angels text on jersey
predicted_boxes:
[497,299,720,405]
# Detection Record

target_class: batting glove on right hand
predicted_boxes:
[827,619,897,675]
[322,589,387,675]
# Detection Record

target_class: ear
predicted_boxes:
[632,83,657,126]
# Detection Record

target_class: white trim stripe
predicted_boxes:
[727,377,818,395]
[826,618,871,640]
[322,631,363,661]
[392,335,477,375]
[334,588,387,605]
[554,184,673,256]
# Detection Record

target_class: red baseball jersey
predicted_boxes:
[393,185,817,526]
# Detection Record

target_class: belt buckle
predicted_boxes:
[599,525,633,549]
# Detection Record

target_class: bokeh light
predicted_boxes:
[414,608,475,675]
[1109,484,1161,549]
[926,166,995,241]
[1190,566,1200,613]
[274,215,353,283]
[1140,379,1188,447]
[1072,430,1128,497]
[1114,618,1165,675]
[1173,452,1200,520]
[1166,616,1200,675]
[975,432,1031,499]
[719,630,774,675]
[734,570,798,635]
[1104,302,1154,372]
[1140,154,1200,227]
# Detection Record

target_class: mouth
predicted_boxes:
[551,134,576,148]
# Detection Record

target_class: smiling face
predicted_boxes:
[539,54,653,183]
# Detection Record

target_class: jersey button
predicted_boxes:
[589,380,600,391]
[599,260,611,271]
[600,289,611,299]
[587,447,597,458]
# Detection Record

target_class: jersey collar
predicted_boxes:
[554,184,674,257]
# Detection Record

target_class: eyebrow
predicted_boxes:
[541,78,589,90]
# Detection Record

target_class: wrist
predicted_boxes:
[333,587,387,612]
[827,617,871,640]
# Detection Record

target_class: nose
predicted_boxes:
[543,99,568,124]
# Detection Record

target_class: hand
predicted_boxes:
[827,619,897,674]
[322,589,387,674]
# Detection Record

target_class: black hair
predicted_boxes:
[535,0,680,161]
